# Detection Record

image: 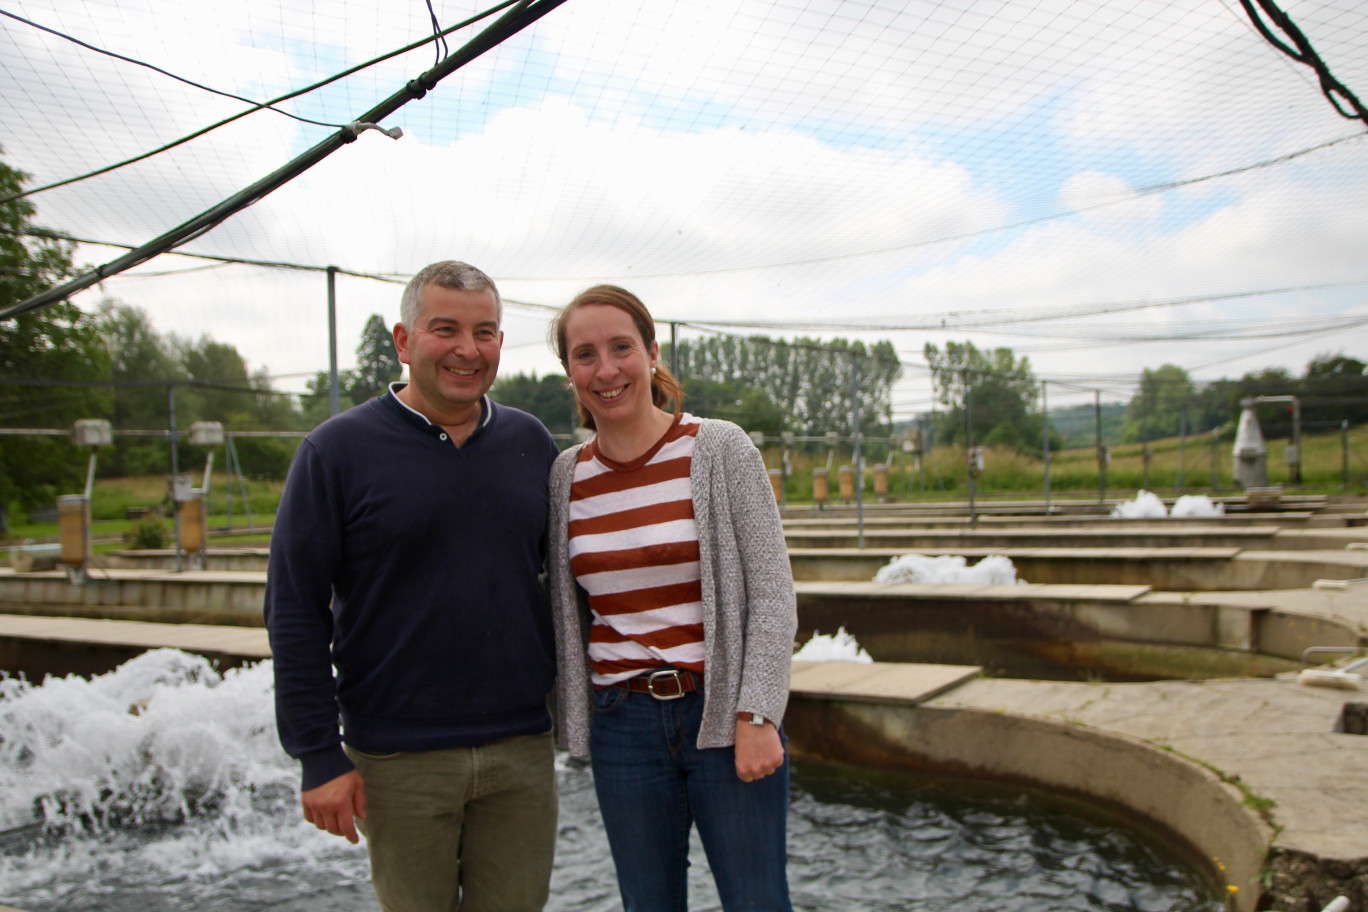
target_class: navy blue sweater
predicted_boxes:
[264,391,560,790]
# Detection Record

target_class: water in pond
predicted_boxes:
[0,650,1224,911]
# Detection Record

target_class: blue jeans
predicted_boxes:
[590,685,793,912]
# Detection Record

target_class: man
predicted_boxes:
[264,261,560,911]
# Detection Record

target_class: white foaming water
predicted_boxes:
[1171,494,1225,517]
[1111,491,1226,518]
[0,649,370,910]
[793,627,873,663]
[873,553,1023,585]
[0,650,1226,912]
[1111,490,1170,518]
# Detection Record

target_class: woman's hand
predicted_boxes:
[734,715,785,782]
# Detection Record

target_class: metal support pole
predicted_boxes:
[1095,390,1105,504]
[1042,380,1051,510]
[225,435,235,532]
[670,322,679,381]
[228,435,257,533]
[168,384,183,572]
[327,265,341,416]
[851,352,864,548]
[964,370,977,528]
[1344,419,1351,488]
[1292,398,1303,486]
[1210,428,1219,491]
[1178,410,1187,492]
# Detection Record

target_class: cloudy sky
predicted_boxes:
[3,0,1366,420]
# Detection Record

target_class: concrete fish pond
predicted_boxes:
[3,494,1368,909]
[0,649,1228,912]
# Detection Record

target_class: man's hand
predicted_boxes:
[301,770,367,844]
[734,716,785,782]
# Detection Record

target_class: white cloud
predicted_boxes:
[5,0,1366,419]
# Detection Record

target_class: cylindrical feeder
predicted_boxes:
[177,492,206,554]
[57,495,89,567]
[812,468,829,505]
[873,464,889,498]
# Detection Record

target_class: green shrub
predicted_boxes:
[124,514,170,550]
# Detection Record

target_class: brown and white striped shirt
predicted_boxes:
[568,412,705,686]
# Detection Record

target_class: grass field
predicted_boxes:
[759,422,1368,503]
[3,424,1365,546]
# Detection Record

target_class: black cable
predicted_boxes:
[507,132,1363,282]
[1239,0,1368,124]
[425,0,450,66]
[0,0,572,321]
[0,0,523,205]
[0,8,341,128]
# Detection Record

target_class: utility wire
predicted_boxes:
[0,0,524,206]
[17,228,405,281]
[499,133,1364,282]
[0,8,341,128]
[678,283,1366,332]
[0,0,572,321]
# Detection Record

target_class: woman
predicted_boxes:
[547,284,798,912]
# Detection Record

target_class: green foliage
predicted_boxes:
[301,314,402,424]
[1047,402,1126,449]
[682,379,785,435]
[491,372,578,435]
[230,436,301,479]
[1299,352,1368,428]
[350,314,401,403]
[1122,364,1196,442]
[0,153,111,529]
[664,335,901,436]
[94,300,304,477]
[924,341,1039,450]
[123,513,170,549]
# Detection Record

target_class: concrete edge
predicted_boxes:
[784,694,1271,912]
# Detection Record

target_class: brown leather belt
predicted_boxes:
[606,668,701,700]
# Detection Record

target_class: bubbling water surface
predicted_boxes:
[0,650,1222,911]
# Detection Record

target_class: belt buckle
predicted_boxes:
[645,669,687,700]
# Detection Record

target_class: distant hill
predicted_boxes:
[1044,403,1126,450]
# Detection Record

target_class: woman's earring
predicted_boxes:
[651,366,657,374]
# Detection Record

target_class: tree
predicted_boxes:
[1302,353,1368,427]
[96,300,184,476]
[491,372,578,435]
[682,379,785,436]
[351,314,401,404]
[300,314,403,425]
[664,334,902,437]
[924,341,1039,449]
[1122,364,1196,443]
[181,335,252,423]
[0,154,110,529]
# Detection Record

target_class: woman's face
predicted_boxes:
[562,302,659,430]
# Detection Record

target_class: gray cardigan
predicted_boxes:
[548,418,798,759]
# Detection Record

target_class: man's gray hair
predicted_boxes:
[400,261,502,328]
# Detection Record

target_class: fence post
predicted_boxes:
[1344,420,1350,488]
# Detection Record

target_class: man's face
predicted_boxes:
[393,283,502,423]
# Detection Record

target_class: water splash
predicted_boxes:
[1111,491,1226,518]
[793,627,873,663]
[0,650,1224,912]
[0,649,290,833]
[0,650,370,911]
[874,553,1022,585]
